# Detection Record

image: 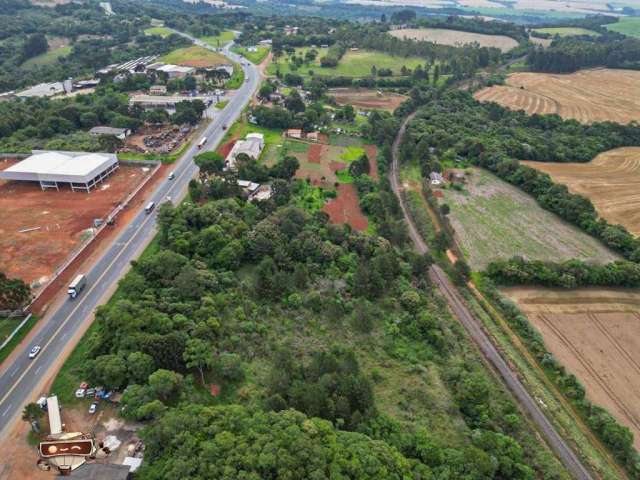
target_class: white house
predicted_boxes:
[225,133,264,170]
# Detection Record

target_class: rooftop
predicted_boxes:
[69,463,130,480]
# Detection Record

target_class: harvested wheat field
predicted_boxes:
[390,28,518,52]
[522,147,640,236]
[504,286,640,449]
[329,88,409,112]
[475,69,640,124]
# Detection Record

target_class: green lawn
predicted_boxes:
[224,61,245,89]
[144,26,174,37]
[22,45,71,68]
[200,30,236,49]
[0,315,39,365]
[161,46,228,67]
[215,100,229,109]
[233,46,270,65]
[268,48,428,78]
[533,27,600,37]
[605,16,640,38]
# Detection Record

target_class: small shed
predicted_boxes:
[429,172,444,186]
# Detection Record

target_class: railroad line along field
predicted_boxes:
[503,286,640,450]
[474,69,640,124]
[0,161,150,289]
[522,147,640,236]
[437,168,620,269]
[389,28,519,52]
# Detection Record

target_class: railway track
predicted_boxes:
[390,113,594,480]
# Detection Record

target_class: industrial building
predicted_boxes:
[0,151,119,192]
[129,93,211,110]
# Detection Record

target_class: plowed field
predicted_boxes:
[474,69,640,124]
[503,286,640,449]
[522,147,640,236]
[390,28,518,52]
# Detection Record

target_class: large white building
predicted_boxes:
[225,133,264,170]
[0,150,119,192]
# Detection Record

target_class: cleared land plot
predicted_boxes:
[323,184,369,231]
[161,46,228,68]
[330,88,408,112]
[533,27,600,37]
[503,286,640,449]
[0,163,149,288]
[200,30,236,48]
[438,168,620,270]
[22,37,71,68]
[144,27,173,37]
[474,69,640,124]
[268,48,426,78]
[389,28,518,52]
[522,147,640,236]
[605,16,640,38]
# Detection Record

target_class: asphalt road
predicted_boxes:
[389,115,594,480]
[0,39,260,438]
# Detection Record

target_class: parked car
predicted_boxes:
[85,388,96,398]
[28,345,41,359]
[89,402,98,414]
[75,388,86,398]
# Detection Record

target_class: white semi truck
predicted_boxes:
[68,274,87,299]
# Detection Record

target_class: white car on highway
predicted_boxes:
[28,345,41,359]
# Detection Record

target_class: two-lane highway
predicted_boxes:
[0,40,260,438]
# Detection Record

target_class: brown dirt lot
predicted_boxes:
[390,28,518,52]
[474,69,640,124]
[330,88,409,112]
[322,184,368,231]
[0,162,150,288]
[503,286,640,450]
[522,147,640,236]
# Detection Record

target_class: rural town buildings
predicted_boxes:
[0,151,119,192]
[149,85,167,95]
[225,133,264,170]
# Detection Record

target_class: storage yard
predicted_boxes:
[503,286,640,450]
[0,160,150,288]
[474,69,640,124]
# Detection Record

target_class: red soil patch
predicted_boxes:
[0,165,149,288]
[210,384,220,396]
[322,184,368,231]
[364,145,379,180]
[308,144,323,164]
[329,161,346,173]
[217,139,236,158]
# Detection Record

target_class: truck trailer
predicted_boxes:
[68,274,87,299]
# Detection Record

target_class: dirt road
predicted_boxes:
[390,113,593,480]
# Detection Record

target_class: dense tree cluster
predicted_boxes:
[487,257,640,288]
[0,272,30,311]
[401,90,640,260]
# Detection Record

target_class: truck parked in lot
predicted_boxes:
[68,274,87,299]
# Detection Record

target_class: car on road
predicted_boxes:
[89,401,98,414]
[28,345,41,359]
[168,172,175,180]
[222,124,227,130]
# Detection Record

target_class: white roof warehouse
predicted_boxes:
[0,150,119,192]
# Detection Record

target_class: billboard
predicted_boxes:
[39,439,95,458]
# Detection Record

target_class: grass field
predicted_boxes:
[268,48,427,78]
[144,26,174,37]
[161,46,228,68]
[390,28,519,52]
[504,286,640,450]
[533,27,600,37]
[522,147,640,236]
[22,45,71,68]
[438,168,620,270]
[232,46,270,64]
[605,16,640,37]
[474,69,640,124]
[200,30,236,48]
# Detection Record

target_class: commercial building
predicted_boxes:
[149,85,167,95]
[0,151,119,192]
[129,94,210,110]
[89,126,131,140]
[146,62,196,78]
[225,133,264,170]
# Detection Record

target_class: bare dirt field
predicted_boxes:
[390,28,519,52]
[0,162,149,288]
[474,69,640,124]
[329,88,409,112]
[522,147,640,236]
[503,286,640,449]
[322,184,369,231]
[439,168,620,270]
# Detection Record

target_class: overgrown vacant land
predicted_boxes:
[522,147,640,236]
[329,88,408,112]
[503,286,640,449]
[389,28,519,52]
[474,69,640,124]
[438,168,620,269]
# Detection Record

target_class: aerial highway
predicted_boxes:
[389,114,594,480]
[0,40,260,438]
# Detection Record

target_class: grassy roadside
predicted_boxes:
[225,61,245,89]
[399,163,626,480]
[232,45,270,64]
[0,315,39,365]
[50,239,161,406]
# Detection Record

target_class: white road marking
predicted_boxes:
[34,365,42,375]
[2,404,12,416]
[10,367,19,378]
